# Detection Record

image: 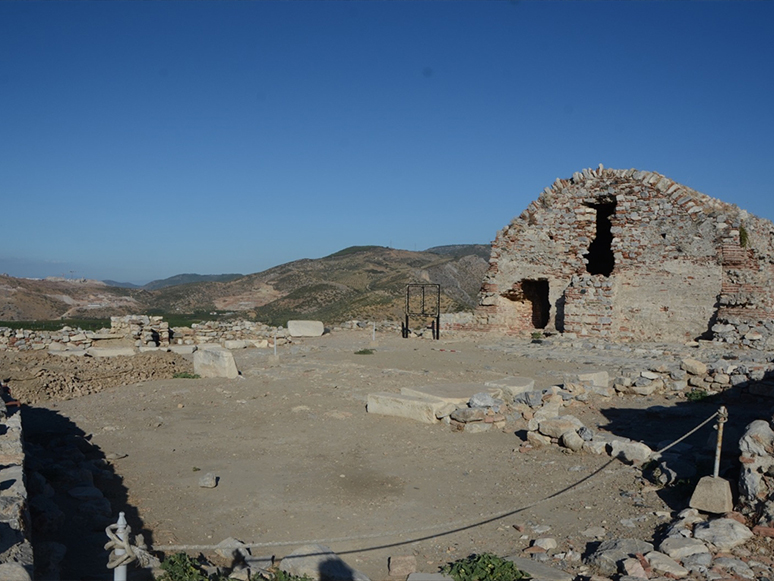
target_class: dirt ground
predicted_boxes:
[8,330,754,580]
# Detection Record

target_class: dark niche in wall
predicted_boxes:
[522,279,550,329]
[585,199,616,276]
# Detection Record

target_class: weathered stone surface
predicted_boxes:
[401,384,499,406]
[565,371,609,388]
[561,430,585,452]
[0,563,32,581]
[169,344,197,354]
[194,347,239,379]
[657,536,709,560]
[505,555,572,581]
[86,346,137,357]
[485,376,535,396]
[645,551,688,578]
[223,340,248,349]
[468,393,498,409]
[608,439,652,464]
[367,393,445,424]
[406,574,451,581]
[586,538,654,576]
[287,320,325,337]
[681,358,708,376]
[712,556,755,579]
[689,476,733,514]
[280,544,370,581]
[692,518,753,549]
[538,416,583,439]
[199,473,218,488]
[450,408,486,423]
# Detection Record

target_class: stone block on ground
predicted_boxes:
[223,340,248,350]
[646,551,688,578]
[585,538,654,576]
[288,320,325,337]
[194,348,239,379]
[689,476,733,514]
[86,346,136,357]
[367,393,446,424]
[400,383,499,406]
[169,345,197,354]
[280,544,370,581]
[564,371,608,388]
[693,518,753,549]
[538,415,583,439]
[485,376,536,397]
[681,358,708,376]
[608,438,652,464]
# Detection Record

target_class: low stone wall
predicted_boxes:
[0,404,33,580]
[110,315,170,347]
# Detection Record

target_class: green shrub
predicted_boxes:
[354,348,374,355]
[173,372,201,379]
[442,553,530,581]
[686,389,709,402]
[156,553,208,581]
[740,224,749,248]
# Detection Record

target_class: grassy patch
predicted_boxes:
[354,348,374,355]
[157,553,209,581]
[442,553,530,581]
[173,372,201,379]
[686,389,709,402]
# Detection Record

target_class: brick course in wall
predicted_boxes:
[473,166,774,347]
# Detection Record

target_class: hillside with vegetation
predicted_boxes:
[0,245,490,326]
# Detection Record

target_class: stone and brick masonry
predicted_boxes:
[468,166,774,347]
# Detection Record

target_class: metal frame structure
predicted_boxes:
[402,283,441,339]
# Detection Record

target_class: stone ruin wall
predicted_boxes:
[476,166,774,346]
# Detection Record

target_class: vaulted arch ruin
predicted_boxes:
[475,166,774,347]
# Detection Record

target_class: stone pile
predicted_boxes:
[110,315,169,347]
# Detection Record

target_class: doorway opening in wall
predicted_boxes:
[585,198,616,276]
[522,279,550,329]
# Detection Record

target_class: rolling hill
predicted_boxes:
[0,245,490,325]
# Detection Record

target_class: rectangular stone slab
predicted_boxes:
[485,376,536,396]
[367,393,447,424]
[400,383,501,405]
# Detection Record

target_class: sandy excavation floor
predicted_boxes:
[17,329,744,580]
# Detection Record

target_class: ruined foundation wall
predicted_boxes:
[478,166,774,342]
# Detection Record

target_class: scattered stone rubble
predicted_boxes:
[3,323,774,580]
[365,345,774,581]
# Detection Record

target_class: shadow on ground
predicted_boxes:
[596,373,774,510]
[23,405,153,580]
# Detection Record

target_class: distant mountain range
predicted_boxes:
[104,273,244,290]
[0,245,490,325]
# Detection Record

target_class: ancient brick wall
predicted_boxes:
[476,166,774,344]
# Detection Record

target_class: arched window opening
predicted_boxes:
[585,200,616,276]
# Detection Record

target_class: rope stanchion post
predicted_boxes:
[113,512,128,581]
[713,405,728,478]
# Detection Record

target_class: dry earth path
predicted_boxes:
[16,330,748,580]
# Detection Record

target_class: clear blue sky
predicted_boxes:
[1,1,772,284]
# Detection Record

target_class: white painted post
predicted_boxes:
[114,512,128,581]
[372,322,376,342]
[273,331,277,356]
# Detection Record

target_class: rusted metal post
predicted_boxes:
[713,406,728,478]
